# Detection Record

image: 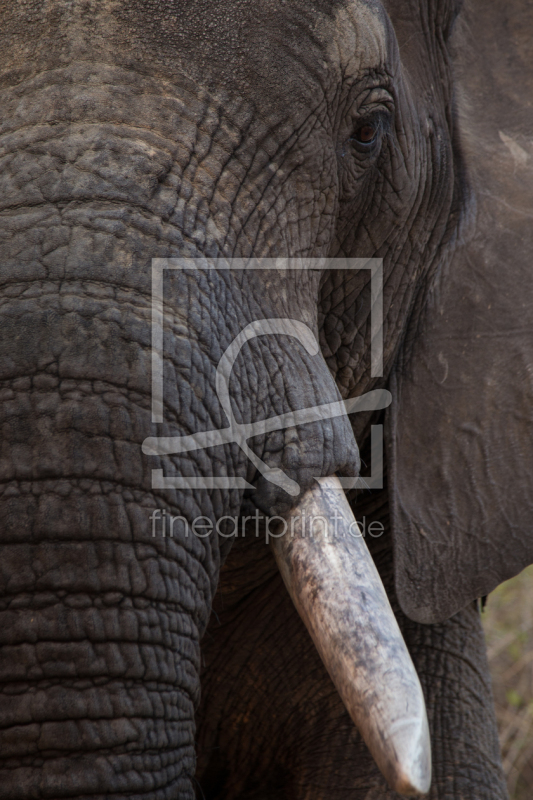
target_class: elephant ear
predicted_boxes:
[389,0,533,624]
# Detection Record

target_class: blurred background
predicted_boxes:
[483,565,533,799]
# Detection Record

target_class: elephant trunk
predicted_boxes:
[0,491,213,799]
[271,476,431,796]
[0,64,243,798]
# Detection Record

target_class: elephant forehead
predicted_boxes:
[0,0,392,119]
[124,0,391,107]
[323,2,390,78]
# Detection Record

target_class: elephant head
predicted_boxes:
[0,0,531,798]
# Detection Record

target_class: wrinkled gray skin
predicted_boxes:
[1,0,528,797]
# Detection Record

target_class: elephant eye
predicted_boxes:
[347,112,390,155]
[353,124,377,144]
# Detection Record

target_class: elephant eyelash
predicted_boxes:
[348,112,391,154]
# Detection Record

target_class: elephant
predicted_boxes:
[0,0,532,797]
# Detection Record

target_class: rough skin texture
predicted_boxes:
[0,0,521,797]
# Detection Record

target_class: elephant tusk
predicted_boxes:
[270,475,431,796]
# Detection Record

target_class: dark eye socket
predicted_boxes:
[341,109,391,162]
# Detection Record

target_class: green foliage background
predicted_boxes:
[483,565,533,799]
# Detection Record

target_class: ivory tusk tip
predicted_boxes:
[384,716,432,796]
[390,771,431,797]
[389,765,431,797]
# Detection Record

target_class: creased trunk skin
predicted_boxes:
[0,66,239,799]
[0,282,225,797]
[0,511,210,799]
